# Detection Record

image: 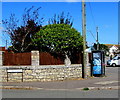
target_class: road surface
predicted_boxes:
[2,89,119,98]
[1,66,119,98]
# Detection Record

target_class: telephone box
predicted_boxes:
[91,50,105,76]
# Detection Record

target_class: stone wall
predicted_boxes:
[0,51,3,66]
[86,65,91,77]
[0,50,91,82]
[31,51,39,66]
[1,65,85,82]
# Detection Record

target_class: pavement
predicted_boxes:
[1,66,119,91]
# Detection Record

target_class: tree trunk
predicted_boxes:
[64,54,71,67]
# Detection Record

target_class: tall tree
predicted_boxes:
[3,6,44,52]
[48,12,73,26]
[32,24,83,60]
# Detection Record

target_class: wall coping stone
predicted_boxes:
[1,64,82,70]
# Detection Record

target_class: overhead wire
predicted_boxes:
[87,1,98,45]
[87,30,96,41]
[88,1,96,28]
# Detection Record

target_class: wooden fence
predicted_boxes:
[39,52,64,65]
[3,52,31,65]
[3,52,87,66]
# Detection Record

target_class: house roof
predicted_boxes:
[104,44,119,48]
[109,45,118,50]
[85,46,95,53]
[0,47,6,51]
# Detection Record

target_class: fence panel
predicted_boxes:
[3,52,31,65]
[39,52,83,65]
[3,52,89,65]
[40,52,64,65]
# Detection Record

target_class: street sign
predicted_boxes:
[7,68,23,82]
[7,69,23,73]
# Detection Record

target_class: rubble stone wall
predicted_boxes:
[0,65,90,82]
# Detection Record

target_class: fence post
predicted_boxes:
[31,51,39,66]
[0,51,3,66]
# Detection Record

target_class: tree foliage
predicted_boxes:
[93,43,109,53]
[32,24,83,58]
[48,12,73,26]
[2,6,43,52]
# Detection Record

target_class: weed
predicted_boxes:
[83,87,89,91]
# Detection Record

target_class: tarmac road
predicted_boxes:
[2,89,119,98]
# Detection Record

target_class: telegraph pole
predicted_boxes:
[6,40,7,49]
[82,0,87,78]
[96,26,99,50]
